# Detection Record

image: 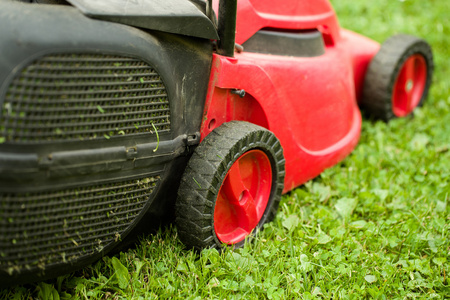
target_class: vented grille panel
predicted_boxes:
[0,176,159,274]
[0,54,170,144]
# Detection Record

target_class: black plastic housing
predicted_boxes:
[242,29,325,57]
[66,0,218,40]
[0,1,212,286]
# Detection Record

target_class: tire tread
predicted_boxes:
[361,34,433,121]
[175,121,285,250]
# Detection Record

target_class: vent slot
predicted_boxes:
[0,54,170,144]
[242,29,325,57]
[0,176,159,275]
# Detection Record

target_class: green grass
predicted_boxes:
[2,0,449,299]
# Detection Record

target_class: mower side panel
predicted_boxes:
[340,29,380,102]
[201,45,361,192]
[0,2,212,286]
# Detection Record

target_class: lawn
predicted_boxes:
[2,0,449,299]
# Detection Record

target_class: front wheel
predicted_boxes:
[361,34,434,121]
[175,121,285,250]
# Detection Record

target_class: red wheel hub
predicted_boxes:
[392,54,427,117]
[214,150,272,244]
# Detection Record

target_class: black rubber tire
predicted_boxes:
[361,34,433,121]
[175,121,285,250]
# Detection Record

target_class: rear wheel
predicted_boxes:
[361,34,433,121]
[175,121,285,249]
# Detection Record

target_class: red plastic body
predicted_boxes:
[203,0,380,193]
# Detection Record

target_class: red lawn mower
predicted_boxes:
[0,0,433,286]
